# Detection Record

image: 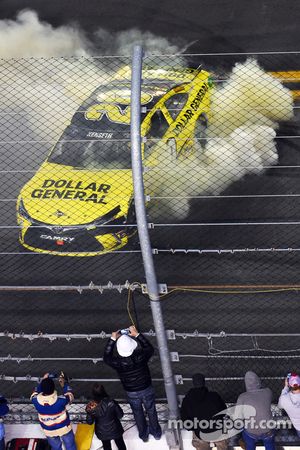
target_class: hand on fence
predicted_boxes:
[129,326,139,337]
[111,331,120,340]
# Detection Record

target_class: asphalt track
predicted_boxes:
[0,1,299,404]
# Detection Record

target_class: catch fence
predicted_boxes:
[0,51,299,421]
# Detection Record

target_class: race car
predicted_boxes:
[17,66,213,256]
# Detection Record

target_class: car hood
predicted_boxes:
[19,163,133,225]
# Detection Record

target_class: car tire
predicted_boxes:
[195,113,208,149]
[167,138,177,158]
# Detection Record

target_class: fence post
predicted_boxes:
[130,45,182,449]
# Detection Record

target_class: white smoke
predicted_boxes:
[146,60,294,220]
[0,10,185,146]
[209,59,294,136]
[94,28,184,56]
[0,10,294,220]
[0,10,89,57]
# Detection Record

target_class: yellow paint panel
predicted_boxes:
[292,90,300,99]
[75,423,95,450]
[269,71,300,82]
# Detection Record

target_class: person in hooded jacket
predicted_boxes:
[103,325,162,442]
[236,371,275,450]
[278,373,300,437]
[86,383,126,450]
[180,373,228,450]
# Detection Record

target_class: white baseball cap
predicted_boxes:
[116,335,138,357]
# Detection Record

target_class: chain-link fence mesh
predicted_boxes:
[0,56,143,285]
[0,52,299,427]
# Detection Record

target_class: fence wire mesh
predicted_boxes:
[0,52,299,422]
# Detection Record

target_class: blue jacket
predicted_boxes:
[31,381,74,437]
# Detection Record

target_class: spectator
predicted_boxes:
[86,383,126,450]
[103,325,162,442]
[0,395,9,450]
[180,373,228,450]
[236,371,275,450]
[31,372,76,450]
[278,373,300,437]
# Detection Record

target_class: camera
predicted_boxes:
[48,373,58,379]
[119,329,130,335]
[48,371,69,383]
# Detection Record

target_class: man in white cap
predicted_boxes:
[278,373,300,437]
[103,325,162,442]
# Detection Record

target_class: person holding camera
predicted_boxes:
[278,373,300,437]
[86,383,126,450]
[31,372,76,450]
[103,325,162,442]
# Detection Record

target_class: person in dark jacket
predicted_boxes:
[103,325,162,442]
[181,373,228,450]
[86,384,126,450]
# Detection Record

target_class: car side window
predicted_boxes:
[144,110,169,158]
[165,93,188,120]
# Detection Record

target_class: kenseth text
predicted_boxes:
[31,179,111,204]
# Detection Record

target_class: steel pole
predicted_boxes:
[130,45,179,423]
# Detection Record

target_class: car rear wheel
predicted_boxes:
[195,113,208,149]
[167,138,177,158]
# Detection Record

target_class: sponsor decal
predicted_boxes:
[173,82,208,136]
[31,179,111,204]
[85,103,131,124]
[86,132,113,139]
[40,235,74,243]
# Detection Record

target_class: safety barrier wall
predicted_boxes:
[0,51,299,415]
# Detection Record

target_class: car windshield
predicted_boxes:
[48,125,131,170]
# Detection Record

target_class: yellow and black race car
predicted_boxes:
[17,66,213,256]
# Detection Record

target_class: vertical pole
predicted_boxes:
[130,45,179,423]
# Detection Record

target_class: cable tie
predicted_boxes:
[77,287,83,294]
[13,377,17,384]
[66,335,71,342]
[86,336,92,342]
[98,286,104,293]
[89,281,95,289]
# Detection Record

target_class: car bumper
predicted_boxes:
[18,222,136,257]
